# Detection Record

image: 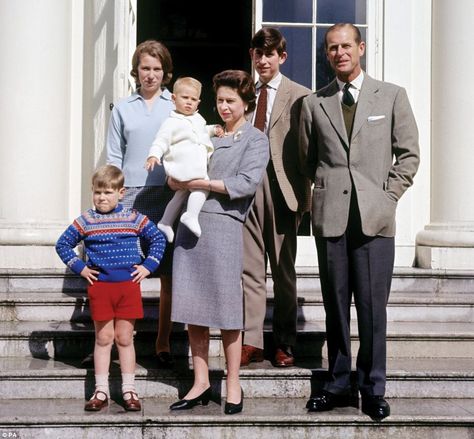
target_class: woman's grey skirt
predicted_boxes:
[171,211,244,330]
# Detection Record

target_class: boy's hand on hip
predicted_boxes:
[132,265,151,283]
[80,266,99,285]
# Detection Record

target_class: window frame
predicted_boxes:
[254,0,384,90]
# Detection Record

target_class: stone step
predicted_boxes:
[2,267,474,295]
[1,268,473,325]
[0,397,473,439]
[1,356,473,400]
[2,290,473,323]
[0,320,473,359]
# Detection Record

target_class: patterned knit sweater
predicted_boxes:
[56,204,166,282]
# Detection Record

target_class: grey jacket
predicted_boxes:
[202,122,270,222]
[299,74,420,238]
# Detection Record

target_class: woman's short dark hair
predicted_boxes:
[130,40,173,87]
[212,70,256,114]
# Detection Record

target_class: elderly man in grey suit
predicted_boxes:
[241,27,311,368]
[300,23,419,420]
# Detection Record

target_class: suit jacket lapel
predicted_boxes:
[269,75,289,129]
[351,75,379,141]
[320,80,349,148]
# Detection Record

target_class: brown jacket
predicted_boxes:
[252,75,312,213]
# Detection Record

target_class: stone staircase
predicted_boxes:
[0,267,473,438]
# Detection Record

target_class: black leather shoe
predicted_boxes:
[361,395,390,420]
[224,389,243,415]
[169,387,211,410]
[306,390,352,412]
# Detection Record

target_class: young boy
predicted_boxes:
[56,165,166,411]
[241,27,311,368]
[145,76,223,242]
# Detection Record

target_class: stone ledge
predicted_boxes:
[0,397,473,439]
[1,357,473,400]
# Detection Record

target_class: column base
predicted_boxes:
[0,221,69,269]
[415,223,474,269]
[0,245,65,269]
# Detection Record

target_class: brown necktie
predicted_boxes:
[254,84,267,131]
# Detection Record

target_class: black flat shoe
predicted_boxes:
[224,389,243,415]
[169,387,211,410]
[361,395,390,420]
[156,351,175,369]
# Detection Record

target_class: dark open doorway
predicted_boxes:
[137,0,253,124]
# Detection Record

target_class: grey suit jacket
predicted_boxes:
[300,74,420,238]
[251,75,312,213]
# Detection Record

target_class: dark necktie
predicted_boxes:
[342,83,355,106]
[254,84,267,132]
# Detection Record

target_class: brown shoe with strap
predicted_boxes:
[240,344,264,366]
[123,391,142,411]
[84,390,108,411]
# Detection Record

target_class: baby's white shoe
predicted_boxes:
[180,212,201,237]
[158,223,174,242]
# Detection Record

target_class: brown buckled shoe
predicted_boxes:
[123,391,142,411]
[240,345,264,366]
[84,390,108,411]
[274,346,295,367]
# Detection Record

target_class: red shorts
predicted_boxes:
[87,280,143,321]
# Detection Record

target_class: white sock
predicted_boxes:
[180,212,201,237]
[179,189,208,237]
[94,374,109,399]
[158,223,174,242]
[122,373,136,398]
[157,189,189,242]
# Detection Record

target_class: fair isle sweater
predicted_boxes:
[56,204,166,282]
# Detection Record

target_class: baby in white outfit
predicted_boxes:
[146,77,223,241]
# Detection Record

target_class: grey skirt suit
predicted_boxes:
[171,122,269,330]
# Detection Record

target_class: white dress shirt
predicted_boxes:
[252,72,283,135]
[336,71,364,104]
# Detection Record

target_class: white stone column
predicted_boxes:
[415,0,474,269]
[0,0,83,268]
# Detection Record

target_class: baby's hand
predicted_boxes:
[131,264,151,283]
[145,157,161,171]
[214,125,225,138]
[80,266,100,285]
